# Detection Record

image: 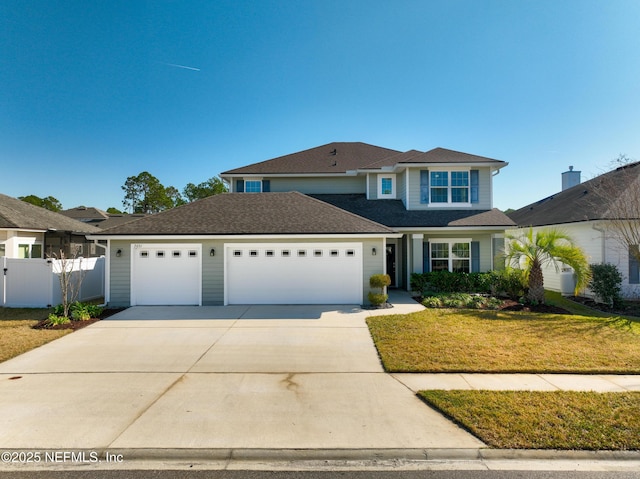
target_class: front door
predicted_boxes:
[386,244,396,287]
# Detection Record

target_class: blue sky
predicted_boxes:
[2,0,640,212]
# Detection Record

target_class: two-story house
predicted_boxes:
[92,142,514,307]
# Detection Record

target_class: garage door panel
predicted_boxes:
[226,243,362,305]
[131,245,201,306]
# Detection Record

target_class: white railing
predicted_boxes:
[0,257,105,308]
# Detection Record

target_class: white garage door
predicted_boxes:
[225,243,363,305]
[130,244,202,306]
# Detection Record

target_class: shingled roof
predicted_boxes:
[0,194,100,234]
[221,142,401,175]
[312,194,516,228]
[94,192,395,236]
[508,162,640,227]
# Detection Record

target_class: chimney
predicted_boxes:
[562,166,581,191]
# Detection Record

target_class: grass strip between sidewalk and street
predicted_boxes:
[419,390,640,450]
[366,300,640,373]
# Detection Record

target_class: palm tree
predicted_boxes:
[505,228,591,304]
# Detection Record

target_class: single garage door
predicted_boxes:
[130,244,202,305]
[225,243,363,305]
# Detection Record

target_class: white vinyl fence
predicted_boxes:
[0,257,105,308]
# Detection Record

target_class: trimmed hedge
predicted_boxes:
[411,269,527,300]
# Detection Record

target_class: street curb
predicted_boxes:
[15,447,636,463]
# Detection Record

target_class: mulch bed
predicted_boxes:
[32,308,126,331]
[498,300,571,314]
[568,295,640,317]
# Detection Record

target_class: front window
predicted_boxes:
[245,180,262,193]
[430,171,470,204]
[431,241,470,273]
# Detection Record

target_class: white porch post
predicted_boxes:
[412,234,424,274]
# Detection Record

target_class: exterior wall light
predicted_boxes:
[210,248,215,256]
[116,249,122,257]
[372,247,377,256]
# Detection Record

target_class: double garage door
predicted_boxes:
[130,242,363,305]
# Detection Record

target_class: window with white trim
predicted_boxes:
[430,241,471,273]
[377,174,396,198]
[429,170,470,204]
[245,180,262,193]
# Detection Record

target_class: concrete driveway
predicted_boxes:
[0,296,484,454]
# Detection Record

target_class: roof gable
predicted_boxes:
[398,147,507,166]
[95,192,395,236]
[0,194,100,233]
[221,142,401,175]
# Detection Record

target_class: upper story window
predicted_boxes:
[421,169,479,205]
[235,179,270,193]
[377,174,396,198]
[430,171,469,204]
[245,180,262,193]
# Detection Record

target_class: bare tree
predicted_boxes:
[49,246,85,318]
[588,155,640,263]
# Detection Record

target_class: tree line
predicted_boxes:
[19,172,228,214]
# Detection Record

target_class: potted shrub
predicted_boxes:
[368,273,391,307]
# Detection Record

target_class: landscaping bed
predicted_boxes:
[31,308,124,331]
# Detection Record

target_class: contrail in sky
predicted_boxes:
[159,62,201,71]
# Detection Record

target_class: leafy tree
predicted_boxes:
[106,207,123,214]
[505,228,591,304]
[19,195,63,212]
[121,171,182,214]
[182,176,228,202]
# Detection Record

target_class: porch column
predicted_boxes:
[412,234,424,274]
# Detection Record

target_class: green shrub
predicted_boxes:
[368,292,388,306]
[370,274,391,289]
[589,263,623,308]
[53,301,103,321]
[410,271,492,295]
[488,268,527,300]
[47,313,70,326]
[421,296,443,308]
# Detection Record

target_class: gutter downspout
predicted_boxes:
[591,222,606,264]
[93,240,109,307]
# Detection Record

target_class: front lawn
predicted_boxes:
[420,390,640,450]
[366,296,640,373]
[0,308,70,363]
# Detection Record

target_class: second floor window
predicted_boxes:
[430,171,469,204]
[245,180,262,193]
[377,174,396,198]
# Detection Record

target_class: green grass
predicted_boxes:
[0,307,70,363]
[366,297,640,373]
[419,390,640,450]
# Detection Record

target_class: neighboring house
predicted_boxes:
[508,163,640,298]
[0,194,101,258]
[60,206,110,225]
[92,142,514,307]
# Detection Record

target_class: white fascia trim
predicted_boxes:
[88,233,403,241]
[394,226,513,233]
[223,172,358,178]
[0,228,47,233]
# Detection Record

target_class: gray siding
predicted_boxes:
[268,176,365,194]
[397,169,407,207]
[109,241,131,306]
[407,167,492,210]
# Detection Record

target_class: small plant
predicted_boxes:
[589,263,624,308]
[52,301,103,321]
[369,274,391,307]
[47,313,70,326]
[421,296,443,308]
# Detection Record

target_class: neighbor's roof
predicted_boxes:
[0,194,100,233]
[60,206,110,222]
[312,194,516,228]
[94,192,396,236]
[508,162,640,227]
[221,142,401,175]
